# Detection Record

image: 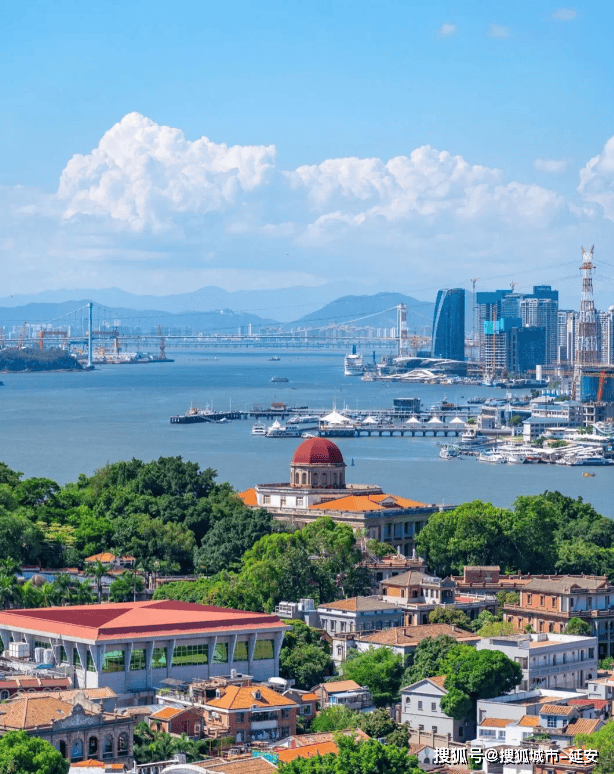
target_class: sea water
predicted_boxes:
[1,351,612,517]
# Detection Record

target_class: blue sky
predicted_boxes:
[3,0,614,306]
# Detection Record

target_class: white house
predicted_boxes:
[401,676,474,743]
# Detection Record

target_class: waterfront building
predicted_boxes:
[509,326,546,374]
[0,600,288,702]
[240,438,448,557]
[520,291,559,366]
[503,576,614,658]
[401,676,474,742]
[476,633,598,692]
[432,288,465,361]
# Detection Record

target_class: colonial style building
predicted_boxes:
[0,692,135,764]
[503,576,614,658]
[240,438,448,557]
[316,597,404,637]
[0,600,288,703]
[401,676,474,743]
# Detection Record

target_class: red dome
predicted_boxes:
[292,438,345,465]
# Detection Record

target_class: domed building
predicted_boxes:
[240,438,447,557]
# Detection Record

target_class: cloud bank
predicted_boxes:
[2,113,614,297]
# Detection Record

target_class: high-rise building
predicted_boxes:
[520,296,558,365]
[475,290,513,369]
[597,307,614,365]
[509,326,546,374]
[432,288,465,361]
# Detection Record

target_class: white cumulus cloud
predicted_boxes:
[578,135,614,220]
[437,23,458,38]
[551,8,577,20]
[58,112,276,232]
[534,158,569,173]
[487,24,511,38]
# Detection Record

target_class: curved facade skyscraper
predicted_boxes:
[432,288,465,361]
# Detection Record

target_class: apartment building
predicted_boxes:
[476,633,598,691]
[401,676,474,742]
[504,576,614,659]
[316,597,404,636]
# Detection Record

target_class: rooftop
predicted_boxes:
[206,684,297,711]
[0,600,284,642]
[318,596,401,612]
[358,624,480,647]
[540,704,576,716]
[520,576,611,594]
[200,758,277,774]
[319,680,362,694]
[564,718,602,735]
[276,741,338,762]
[0,695,101,730]
[517,716,540,727]
[480,718,514,728]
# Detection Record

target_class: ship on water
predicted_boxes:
[344,345,364,376]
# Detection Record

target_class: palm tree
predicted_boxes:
[0,575,19,610]
[85,560,108,603]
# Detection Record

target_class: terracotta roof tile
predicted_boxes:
[319,597,400,612]
[427,675,447,688]
[564,718,602,735]
[310,493,426,513]
[0,696,98,730]
[286,729,369,748]
[360,624,480,647]
[206,685,297,711]
[277,742,338,762]
[480,718,514,728]
[540,704,576,716]
[238,489,258,507]
[150,706,184,720]
[201,758,276,774]
[300,693,317,701]
[518,716,540,727]
[320,681,362,694]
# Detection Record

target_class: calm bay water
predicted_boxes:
[1,351,613,517]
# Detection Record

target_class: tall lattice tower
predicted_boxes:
[573,245,598,396]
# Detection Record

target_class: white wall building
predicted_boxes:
[401,676,474,743]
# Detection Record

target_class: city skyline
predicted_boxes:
[2,2,614,307]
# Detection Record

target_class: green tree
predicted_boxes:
[440,645,522,722]
[339,647,404,707]
[85,560,109,604]
[278,735,422,774]
[429,607,472,630]
[564,617,592,636]
[477,620,514,637]
[401,635,457,685]
[0,730,69,774]
[280,621,333,690]
[575,720,614,774]
[0,463,22,488]
[109,571,145,602]
[496,590,520,607]
[310,706,360,733]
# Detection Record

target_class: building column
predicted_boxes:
[273,632,284,674]
[248,634,257,675]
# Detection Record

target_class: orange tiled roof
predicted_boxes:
[309,493,426,512]
[518,716,540,727]
[150,706,185,720]
[84,552,134,563]
[277,742,338,762]
[73,762,105,769]
[360,624,480,647]
[481,718,514,728]
[22,687,116,702]
[541,704,576,716]
[286,729,369,748]
[200,757,277,773]
[206,684,297,711]
[564,718,602,735]
[321,680,362,694]
[0,695,97,730]
[427,675,447,688]
[239,488,258,507]
[301,693,317,702]
[0,600,284,642]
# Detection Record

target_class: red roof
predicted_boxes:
[0,600,284,642]
[292,438,344,465]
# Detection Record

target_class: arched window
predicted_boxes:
[103,736,114,760]
[58,741,67,759]
[312,473,318,485]
[117,733,129,756]
[548,623,554,633]
[70,739,84,762]
[0,690,9,700]
[302,472,307,485]
[88,736,98,758]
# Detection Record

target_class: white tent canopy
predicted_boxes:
[427,416,443,424]
[405,417,422,425]
[362,416,378,424]
[450,417,466,424]
[321,409,353,426]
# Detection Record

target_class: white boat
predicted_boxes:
[344,351,364,376]
[265,420,303,438]
[505,453,527,465]
[251,424,266,436]
[478,452,507,464]
[460,429,488,447]
[440,446,460,460]
[301,431,318,438]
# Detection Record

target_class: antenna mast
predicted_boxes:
[573,245,598,397]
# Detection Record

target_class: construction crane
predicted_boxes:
[470,278,480,343]
[17,322,27,349]
[38,330,68,351]
[510,281,518,292]
[597,370,608,402]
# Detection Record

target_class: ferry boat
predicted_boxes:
[268,356,281,361]
[478,451,507,464]
[270,376,289,383]
[265,420,303,438]
[251,424,266,436]
[440,446,460,460]
[459,428,489,447]
[344,347,364,376]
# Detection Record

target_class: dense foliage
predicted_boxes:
[280,620,333,690]
[279,735,422,774]
[416,492,614,577]
[0,348,81,372]
[401,635,458,686]
[0,730,69,774]
[133,722,231,763]
[338,647,404,707]
[575,720,614,774]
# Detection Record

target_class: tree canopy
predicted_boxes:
[575,720,614,774]
[0,730,69,774]
[401,635,458,686]
[280,620,333,690]
[564,617,592,636]
[338,647,404,707]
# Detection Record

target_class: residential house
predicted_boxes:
[316,597,404,636]
[313,681,374,712]
[401,676,474,743]
[476,633,598,691]
[149,706,205,738]
[475,688,588,725]
[0,675,70,700]
[331,623,480,665]
[503,576,614,658]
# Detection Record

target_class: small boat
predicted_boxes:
[268,356,281,361]
[252,424,266,436]
[478,452,507,464]
[583,472,596,478]
[270,376,289,383]
[350,458,355,466]
[301,431,318,439]
[440,446,460,460]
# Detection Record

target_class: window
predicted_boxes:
[152,647,167,669]
[60,646,68,664]
[418,725,424,731]
[73,648,82,669]
[540,596,545,606]
[527,594,532,604]
[280,497,286,507]
[282,709,290,719]
[213,643,228,664]
[130,649,146,671]
[263,495,271,504]
[102,650,125,673]
[34,640,50,650]
[589,648,595,659]
[547,716,557,728]
[254,640,274,660]
[431,702,436,712]
[173,644,208,666]
[86,650,96,672]
[417,701,423,710]
[296,497,304,507]
[432,726,438,733]
[237,712,245,723]
[234,642,248,661]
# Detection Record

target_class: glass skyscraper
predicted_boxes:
[432,288,466,361]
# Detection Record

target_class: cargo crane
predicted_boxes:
[38,330,68,350]
[17,322,27,349]
[597,370,609,402]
